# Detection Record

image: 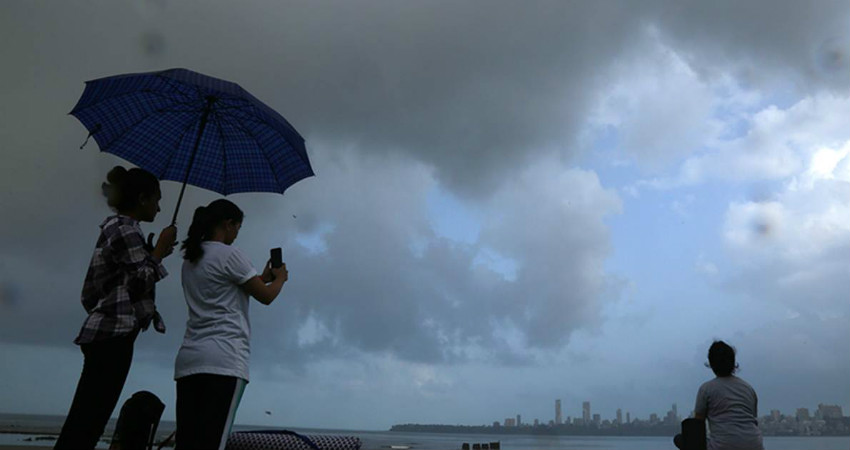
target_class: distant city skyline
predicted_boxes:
[396,400,849,437]
[491,399,847,429]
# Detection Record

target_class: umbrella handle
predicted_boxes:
[170,96,216,226]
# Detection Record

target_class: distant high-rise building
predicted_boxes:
[592,413,601,425]
[650,413,659,424]
[816,404,843,419]
[770,409,781,422]
[517,414,521,426]
[665,405,678,424]
[796,408,811,422]
[493,421,501,428]
[583,401,591,423]
[616,408,623,425]
[534,418,539,427]
[556,399,563,425]
[626,412,630,424]
[504,418,516,427]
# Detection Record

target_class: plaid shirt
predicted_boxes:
[74,215,168,344]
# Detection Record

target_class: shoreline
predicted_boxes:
[0,425,173,449]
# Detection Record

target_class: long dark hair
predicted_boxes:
[705,340,739,377]
[181,199,244,263]
[102,166,160,212]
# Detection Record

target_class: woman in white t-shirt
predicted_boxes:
[174,199,287,450]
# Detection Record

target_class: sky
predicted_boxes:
[0,0,848,431]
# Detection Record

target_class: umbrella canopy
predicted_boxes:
[71,68,314,223]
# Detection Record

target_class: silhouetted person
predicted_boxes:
[174,199,287,450]
[674,340,763,450]
[56,166,177,450]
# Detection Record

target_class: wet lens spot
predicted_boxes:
[140,31,166,57]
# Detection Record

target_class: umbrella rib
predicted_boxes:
[222,113,286,193]
[72,85,194,116]
[159,116,204,179]
[158,75,198,103]
[212,113,229,195]
[146,98,204,113]
[223,105,311,168]
[209,102,254,113]
[96,108,190,154]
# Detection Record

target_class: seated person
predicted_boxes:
[676,340,763,450]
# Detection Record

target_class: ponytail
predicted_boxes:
[182,206,211,263]
[181,199,244,263]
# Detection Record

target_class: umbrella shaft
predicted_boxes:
[171,97,216,225]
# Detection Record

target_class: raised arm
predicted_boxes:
[241,262,288,305]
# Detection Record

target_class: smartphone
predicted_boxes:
[270,247,283,268]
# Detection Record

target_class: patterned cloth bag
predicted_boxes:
[226,430,362,450]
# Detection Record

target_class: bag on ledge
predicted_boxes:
[109,391,165,450]
[226,430,362,450]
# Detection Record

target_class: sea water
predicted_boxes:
[1,414,848,449]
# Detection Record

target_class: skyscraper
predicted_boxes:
[556,399,562,425]
[616,408,623,425]
[582,401,591,424]
[816,404,843,419]
[516,414,522,426]
[672,403,678,419]
[626,412,630,424]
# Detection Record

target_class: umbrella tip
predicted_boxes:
[79,123,102,149]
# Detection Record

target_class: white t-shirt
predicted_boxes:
[695,375,764,450]
[175,241,257,381]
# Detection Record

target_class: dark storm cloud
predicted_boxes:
[245,149,621,366]
[647,0,850,92]
[1,0,848,367]
[2,1,846,194]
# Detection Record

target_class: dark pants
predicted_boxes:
[176,374,243,450]
[55,334,136,450]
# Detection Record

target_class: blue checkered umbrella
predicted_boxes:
[71,68,314,224]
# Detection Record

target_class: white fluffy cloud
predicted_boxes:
[588,26,722,171]
[637,94,850,189]
[721,139,850,315]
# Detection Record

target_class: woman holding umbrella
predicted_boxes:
[56,166,177,450]
[174,199,287,450]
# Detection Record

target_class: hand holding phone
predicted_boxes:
[270,247,283,269]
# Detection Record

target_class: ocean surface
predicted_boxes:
[1,414,848,449]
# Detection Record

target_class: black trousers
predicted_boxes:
[176,374,244,450]
[55,334,136,450]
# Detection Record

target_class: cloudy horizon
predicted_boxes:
[1,0,848,430]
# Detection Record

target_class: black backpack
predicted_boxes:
[109,390,165,450]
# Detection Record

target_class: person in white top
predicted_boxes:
[174,199,287,450]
